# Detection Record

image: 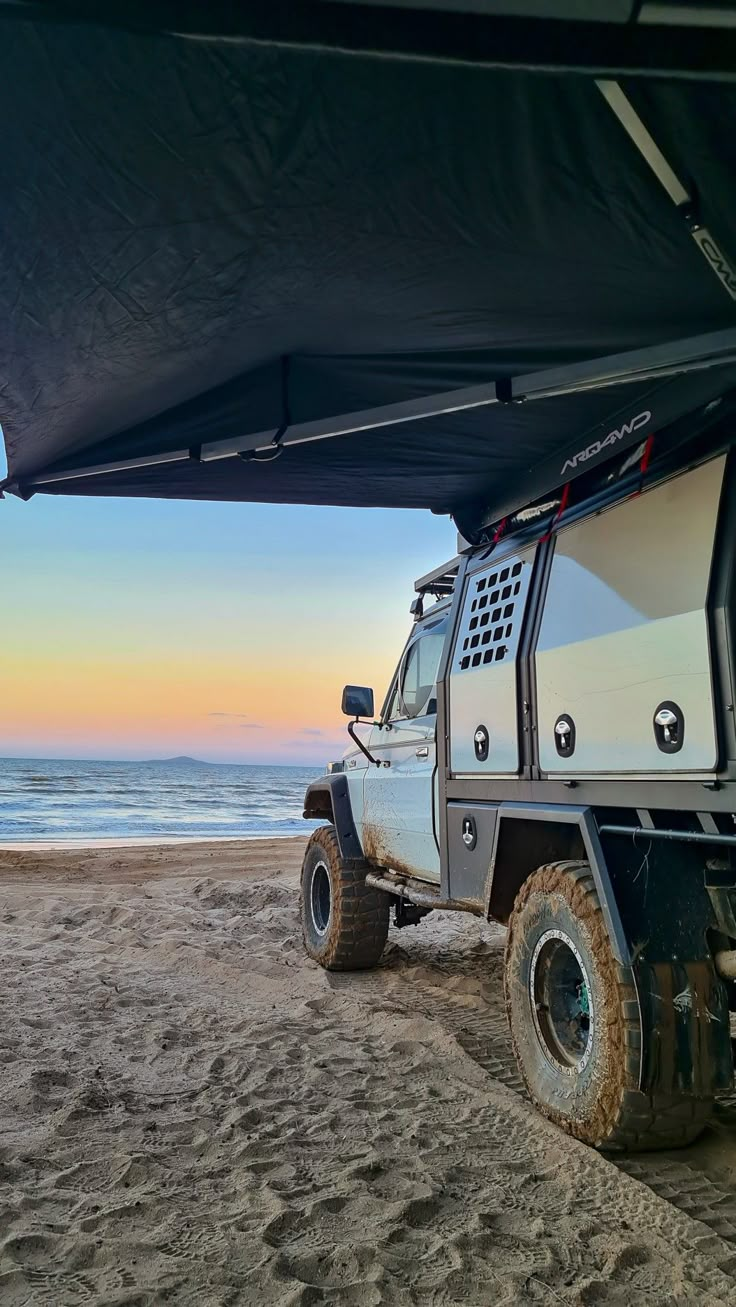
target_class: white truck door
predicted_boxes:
[361,614,448,884]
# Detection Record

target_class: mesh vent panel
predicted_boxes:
[456,554,532,673]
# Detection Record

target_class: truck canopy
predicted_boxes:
[2,1,736,533]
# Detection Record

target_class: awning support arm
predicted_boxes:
[597,79,736,302]
[6,325,736,495]
[173,325,736,465]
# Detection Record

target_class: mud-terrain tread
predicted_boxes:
[301,826,389,971]
[505,861,713,1152]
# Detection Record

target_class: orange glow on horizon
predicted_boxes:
[1,495,456,763]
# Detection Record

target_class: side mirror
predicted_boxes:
[342,685,374,719]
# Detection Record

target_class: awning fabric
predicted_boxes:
[2,3,736,531]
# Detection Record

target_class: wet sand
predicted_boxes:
[2,838,736,1305]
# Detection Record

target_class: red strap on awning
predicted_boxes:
[492,515,508,544]
[540,482,570,543]
[630,433,655,497]
[639,433,655,476]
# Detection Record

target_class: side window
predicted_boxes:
[390,627,446,721]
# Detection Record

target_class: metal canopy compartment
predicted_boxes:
[2,2,736,531]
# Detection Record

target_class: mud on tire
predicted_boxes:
[301,825,390,971]
[504,860,713,1151]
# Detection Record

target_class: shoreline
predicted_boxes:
[0,832,310,852]
[0,836,308,886]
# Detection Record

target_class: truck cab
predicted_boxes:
[345,602,451,884]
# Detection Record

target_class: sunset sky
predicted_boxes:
[1,450,455,765]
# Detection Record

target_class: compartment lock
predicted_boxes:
[554,714,576,757]
[654,701,684,753]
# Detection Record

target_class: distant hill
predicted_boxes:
[147,755,208,766]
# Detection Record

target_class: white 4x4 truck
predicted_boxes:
[301,441,736,1152]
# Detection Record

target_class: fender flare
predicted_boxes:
[488,803,629,963]
[303,773,363,861]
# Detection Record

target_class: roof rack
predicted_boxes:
[414,557,460,598]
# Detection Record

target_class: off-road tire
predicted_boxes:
[301,826,390,971]
[504,860,713,1151]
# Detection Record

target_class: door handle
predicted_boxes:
[415,746,429,758]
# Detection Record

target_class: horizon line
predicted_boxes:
[0,752,327,769]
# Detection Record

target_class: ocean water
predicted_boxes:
[0,757,323,843]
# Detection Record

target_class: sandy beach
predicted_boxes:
[3,837,736,1306]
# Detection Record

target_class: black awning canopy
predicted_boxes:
[2,3,736,533]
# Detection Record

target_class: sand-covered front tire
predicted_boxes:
[504,861,713,1151]
[301,826,390,971]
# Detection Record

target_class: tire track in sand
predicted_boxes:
[330,919,736,1256]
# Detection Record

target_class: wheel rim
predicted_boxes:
[309,860,332,936]
[530,928,594,1076]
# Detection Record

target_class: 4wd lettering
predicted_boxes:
[560,410,651,476]
[692,230,736,301]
